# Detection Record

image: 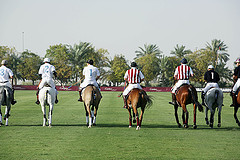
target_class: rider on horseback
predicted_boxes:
[0,60,17,105]
[78,59,101,102]
[230,58,240,107]
[35,58,58,104]
[169,58,194,105]
[201,65,220,106]
[122,62,145,108]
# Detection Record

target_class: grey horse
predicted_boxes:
[0,86,13,126]
[204,88,223,128]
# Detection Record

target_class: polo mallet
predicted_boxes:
[118,80,127,97]
[68,77,84,89]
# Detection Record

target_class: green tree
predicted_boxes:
[18,50,42,85]
[135,44,162,59]
[45,44,72,85]
[107,55,129,86]
[170,44,192,59]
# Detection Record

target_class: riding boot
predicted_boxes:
[169,93,176,105]
[78,89,83,102]
[230,91,236,107]
[35,89,40,105]
[55,95,58,104]
[201,91,206,106]
[11,88,17,105]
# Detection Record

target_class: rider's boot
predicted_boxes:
[35,89,40,105]
[230,91,236,107]
[201,91,206,106]
[55,95,58,104]
[78,89,83,102]
[169,93,176,105]
[11,88,17,105]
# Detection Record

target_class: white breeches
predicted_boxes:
[171,80,189,93]
[80,80,99,89]
[203,82,219,94]
[233,79,240,93]
[0,81,12,89]
[39,78,56,89]
[123,83,142,96]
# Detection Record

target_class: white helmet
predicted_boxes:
[235,58,240,63]
[43,58,50,63]
[208,65,214,69]
[1,60,8,65]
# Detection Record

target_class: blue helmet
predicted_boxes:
[181,58,187,64]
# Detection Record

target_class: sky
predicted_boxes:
[0,0,239,69]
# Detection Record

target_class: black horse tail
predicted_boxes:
[188,87,203,112]
[140,91,153,109]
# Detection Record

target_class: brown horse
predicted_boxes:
[174,84,203,129]
[82,85,101,128]
[125,88,152,130]
[233,89,240,127]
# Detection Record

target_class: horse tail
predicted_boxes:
[215,89,219,100]
[140,91,153,109]
[188,87,203,112]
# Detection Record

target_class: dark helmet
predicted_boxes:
[87,59,93,65]
[131,62,137,67]
[180,58,187,64]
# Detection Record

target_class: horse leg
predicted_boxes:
[182,105,189,128]
[127,107,132,128]
[174,105,181,128]
[91,106,94,124]
[193,104,197,129]
[48,104,53,128]
[132,109,136,123]
[41,105,47,126]
[209,109,215,128]
[217,105,222,128]
[86,105,92,128]
[132,106,140,130]
[139,107,145,127]
[205,107,209,125]
[234,106,240,127]
[93,105,98,126]
[4,104,11,126]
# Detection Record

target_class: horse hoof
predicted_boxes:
[217,123,221,127]
[183,124,189,128]
[136,126,141,130]
[178,123,181,128]
[193,125,197,129]
[49,124,52,128]
[129,125,132,128]
[93,123,96,126]
[238,123,240,127]
[133,120,136,123]
[209,123,213,128]
[206,121,209,125]
[88,126,91,128]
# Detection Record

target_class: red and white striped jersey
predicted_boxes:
[124,67,144,84]
[174,64,193,80]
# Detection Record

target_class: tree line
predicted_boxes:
[0,39,233,87]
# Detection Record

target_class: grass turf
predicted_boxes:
[0,90,239,160]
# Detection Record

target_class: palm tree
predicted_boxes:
[135,44,162,59]
[205,39,229,67]
[170,44,192,59]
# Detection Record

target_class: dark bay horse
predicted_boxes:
[174,84,203,129]
[125,88,152,130]
[233,88,240,127]
[82,85,101,128]
[0,86,12,126]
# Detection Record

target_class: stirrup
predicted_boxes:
[35,100,40,105]
[11,100,17,105]
[55,99,58,104]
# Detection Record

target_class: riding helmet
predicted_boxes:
[180,58,187,64]
[235,58,240,63]
[208,65,214,69]
[87,59,94,65]
[1,60,8,65]
[43,58,50,63]
[131,62,137,67]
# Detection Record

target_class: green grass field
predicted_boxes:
[0,90,239,160]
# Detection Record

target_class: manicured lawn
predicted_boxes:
[0,90,239,159]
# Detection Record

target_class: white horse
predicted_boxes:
[204,88,223,128]
[39,87,56,127]
[0,86,12,126]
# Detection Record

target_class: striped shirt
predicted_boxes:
[174,64,193,80]
[124,67,144,84]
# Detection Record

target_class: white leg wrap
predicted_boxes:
[5,118,8,126]
[89,117,92,127]
[0,114,2,123]
[93,116,96,124]
[43,118,46,126]
[49,114,52,125]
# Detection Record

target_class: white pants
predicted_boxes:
[0,81,12,89]
[39,78,58,95]
[203,82,219,94]
[171,80,189,94]
[123,83,142,96]
[80,80,99,90]
[233,79,240,93]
